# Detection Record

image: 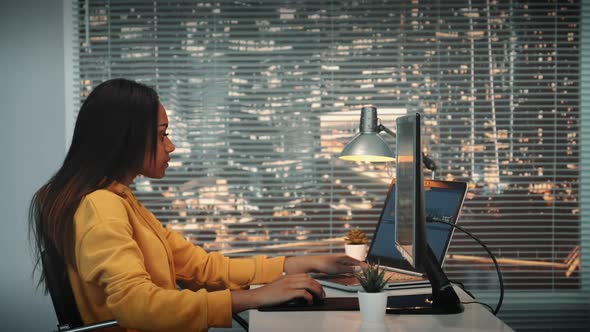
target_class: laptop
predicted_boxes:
[314,179,468,292]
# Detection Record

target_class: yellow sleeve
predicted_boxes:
[164,226,285,289]
[75,193,232,331]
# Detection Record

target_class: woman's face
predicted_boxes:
[139,103,175,179]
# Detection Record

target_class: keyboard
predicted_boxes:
[313,271,425,287]
[383,271,424,282]
[258,297,359,311]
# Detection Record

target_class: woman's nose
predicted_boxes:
[166,137,176,153]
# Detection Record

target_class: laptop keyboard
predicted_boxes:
[383,270,424,281]
[316,271,423,286]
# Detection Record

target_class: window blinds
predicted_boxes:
[71,0,588,329]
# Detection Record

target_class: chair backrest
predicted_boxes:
[41,249,84,330]
[41,249,119,332]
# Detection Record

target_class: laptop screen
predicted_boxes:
[368,179,467,273]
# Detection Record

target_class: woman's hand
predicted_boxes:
[231,255,362,313]
[231,273,324,313]
[284,254,362,275]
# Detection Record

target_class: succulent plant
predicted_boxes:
[344,228,369,245]
[354,261,390,293]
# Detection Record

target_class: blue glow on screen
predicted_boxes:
[371,186,464,265]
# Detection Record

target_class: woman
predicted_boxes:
[29,78,358,331]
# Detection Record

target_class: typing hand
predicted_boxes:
[235,273,325,310]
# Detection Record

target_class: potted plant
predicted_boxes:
[344,228,369,261]
[355,261,390,322]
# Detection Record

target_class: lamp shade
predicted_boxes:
[339,106,395,162]
[339,132,394,162]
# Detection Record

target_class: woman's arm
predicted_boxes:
[283,254,361,275]
[163,226,284,289]
[163,222,360,311]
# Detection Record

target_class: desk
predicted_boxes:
[250,285,513,332]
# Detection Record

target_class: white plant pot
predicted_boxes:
[357,291,388,323]
[345,243,368,261]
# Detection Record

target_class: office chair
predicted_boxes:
[41,249,248,331]
[41,249,118,332]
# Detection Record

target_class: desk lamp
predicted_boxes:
[339,106,437,178]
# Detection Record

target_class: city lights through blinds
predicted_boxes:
[70,1,588,329]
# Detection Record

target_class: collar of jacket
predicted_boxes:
[105,181,177,283]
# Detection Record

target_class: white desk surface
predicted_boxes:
[249,285,514,332]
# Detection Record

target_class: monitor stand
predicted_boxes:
[386,245,464,315]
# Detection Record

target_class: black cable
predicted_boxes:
[232,313,249,331]
[428,219,504,315]
[452,280,476,299]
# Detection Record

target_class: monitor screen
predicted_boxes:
[394,112,426,270]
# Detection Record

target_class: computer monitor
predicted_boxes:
[394,112,427,271]
[388,112,464,315]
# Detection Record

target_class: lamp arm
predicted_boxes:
[377,123,396,138]
[377,124,438,175]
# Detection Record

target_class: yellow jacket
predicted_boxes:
[67,182,285,332]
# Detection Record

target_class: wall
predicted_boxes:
[0,0,65,330]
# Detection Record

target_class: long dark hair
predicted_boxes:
[29,78,159,289]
